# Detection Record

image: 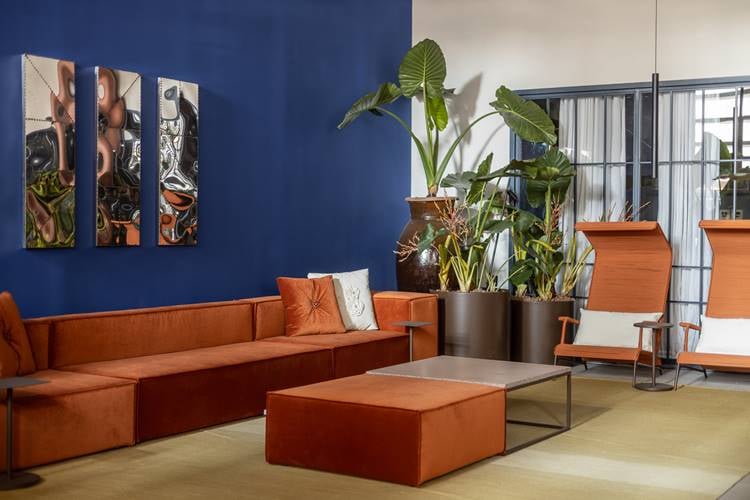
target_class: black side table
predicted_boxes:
[0,377,48,490]
[391,321,432,361]
[633,321,673,392]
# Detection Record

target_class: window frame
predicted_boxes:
[510,75,750,357]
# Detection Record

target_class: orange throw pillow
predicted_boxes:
[0,292,36,375]
[277,276,346,337]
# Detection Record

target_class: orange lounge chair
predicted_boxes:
[554,222,672,386]
[675,220,750,389]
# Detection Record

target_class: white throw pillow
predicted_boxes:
[307,269,378,331]
[695,315,750,356]
[573,309,662,351]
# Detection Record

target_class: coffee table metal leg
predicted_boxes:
[504,374,572,454]
[565,373,572,429]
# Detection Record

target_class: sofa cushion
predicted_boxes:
[263,330,409,378]
[695,315,750,356]
[61,341,333,441]
[573,309,662,351]
[0,369,135,470]
[50,300,254,366]
[307,269,378,331]
[252,296,285,340]
[372,291,438,360]
[277,276,346,336]
[0,292,36,374]
[0,337,18,377]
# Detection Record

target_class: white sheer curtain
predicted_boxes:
[559,96,627,302]
[657,91,720,356]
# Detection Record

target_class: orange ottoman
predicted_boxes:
[266,374,505,486]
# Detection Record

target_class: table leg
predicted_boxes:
[503,374,572,454]
[6,388,11,480]
[0,388,42,490]
[634,328,672,392]
[408,327,413,362]
[565,373,571,429]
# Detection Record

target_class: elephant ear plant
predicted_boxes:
[397,87,588,295]
[338,39,552,197]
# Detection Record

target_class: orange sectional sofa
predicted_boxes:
[1,291,437,470]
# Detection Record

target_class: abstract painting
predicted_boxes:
[158,77,198,246]
[23,54,76,248]
[96,66,141,246]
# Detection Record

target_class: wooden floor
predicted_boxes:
[6,375,750,499]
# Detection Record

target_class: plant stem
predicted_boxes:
[376,106,434,188]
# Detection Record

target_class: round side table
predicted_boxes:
[0,377,48,490]
[633,321,673,392]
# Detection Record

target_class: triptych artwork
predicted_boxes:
[158,78,198,246]
[22,54,199,249]
[23,54,76,248]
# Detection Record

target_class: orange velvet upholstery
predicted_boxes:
[0,292,36,374]
[23,319,52,370]
[62,341,332,441]
[0,338,18,377]
[4,288,436,467]
[251,296,285,340]
[0,370,135,470]
[677,221,750,372]
[276,276,346,336]
[554,222,672,365]
[263,330,409,378]
[266,374,505,486]
[47,299,255,367]
[372,291,438,360]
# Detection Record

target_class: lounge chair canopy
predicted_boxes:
[700,220,750,318]
[578,221,672,314]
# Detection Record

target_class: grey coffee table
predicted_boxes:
[369,355,572,453]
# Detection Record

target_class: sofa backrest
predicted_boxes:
[252,296,285,340]
[37,300,255,367]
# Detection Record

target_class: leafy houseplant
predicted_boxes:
[338,39,555,197]
[396,86,574,360]
[338,38,559,293]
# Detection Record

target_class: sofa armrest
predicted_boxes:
[372,292,438,360]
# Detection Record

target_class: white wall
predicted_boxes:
[411,0,750,195]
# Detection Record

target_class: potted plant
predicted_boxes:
[338,40,542,292]
[503,149,592,364]
[396,87,564,360]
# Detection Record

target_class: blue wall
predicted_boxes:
[0,0,411,317]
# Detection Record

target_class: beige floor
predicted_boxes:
[6,372,750,500]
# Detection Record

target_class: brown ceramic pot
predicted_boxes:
[510,297,574,364]
[396,197,454,292]
[437,290,510,360]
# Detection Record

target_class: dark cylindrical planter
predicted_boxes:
[510,297,574,364]
[437,290,510,360]
[396,197,454,293]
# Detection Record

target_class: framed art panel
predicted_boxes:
[23,54,76,248]
[96,66,141,246]
[158,77,198,246]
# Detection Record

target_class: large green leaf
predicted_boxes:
[466,153,493,205]
[427,95,448,131]
[509,259,534,287]
[398,39,446,98]
[525,148,574,207]
[490,86,557,145]
[337,82,401,129]
[441,171,475,199]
